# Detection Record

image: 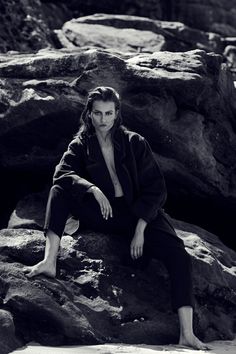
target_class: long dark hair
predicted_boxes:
[73,86,123,142]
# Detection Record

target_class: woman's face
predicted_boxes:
[90,100,118,133]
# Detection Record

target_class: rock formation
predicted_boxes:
[56,14,223,53]
[0,47,236,248]
[0,219,236,350]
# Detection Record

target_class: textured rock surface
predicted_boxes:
[0,309,22,354]
[0,0,53,53]
[1,47,236,247]
[0,221,235,348]
[7,187,80,236]
[7,188,49,231]
[59,21,166,53]
[0,48,236,214]
[57,14,223,54]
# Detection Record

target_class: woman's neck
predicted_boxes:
[96,130,112,145]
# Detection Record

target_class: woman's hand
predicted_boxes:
[130,229,144,260]
[89,186,113,220]
[130,218,147,259]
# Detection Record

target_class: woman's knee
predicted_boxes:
[50,184,66,195]
[48,184,72,202]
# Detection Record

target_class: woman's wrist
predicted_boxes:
[136,218,147,233]
[87,185,98,194]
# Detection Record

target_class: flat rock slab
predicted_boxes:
[57,14,223,53]
[60,22,165,53]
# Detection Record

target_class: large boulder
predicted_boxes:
[0,309,22,354]
[0,220,235,349]
[0,48,236,247]
[56,14,223,53]
[7,187,80,236]
[57,21,166,54]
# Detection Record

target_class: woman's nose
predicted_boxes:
[100,114,106,122]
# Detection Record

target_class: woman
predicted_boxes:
[24,86,210,350]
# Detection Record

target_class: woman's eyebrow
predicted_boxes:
[93,109,114,113]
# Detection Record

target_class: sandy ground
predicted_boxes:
[11,337,236,354]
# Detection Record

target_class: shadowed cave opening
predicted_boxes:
[0,111,235,251]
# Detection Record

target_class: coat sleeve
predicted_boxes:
[131,135,167,223]
[53,138,95,200]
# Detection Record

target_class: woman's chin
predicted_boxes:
[97,125,113,133]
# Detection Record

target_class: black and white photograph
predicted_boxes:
[0,1,236,353]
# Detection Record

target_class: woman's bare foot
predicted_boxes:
[23,260,56,278]
[179,331,212,350]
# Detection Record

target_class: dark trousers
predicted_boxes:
[44,184,194,312]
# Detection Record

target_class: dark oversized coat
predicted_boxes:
[53,126,167,224]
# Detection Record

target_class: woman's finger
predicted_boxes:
[131,247,135,259]
[138,246,143,257]
[110,205,113,218]
[100,201,105,217]
[132,246,137,259]
[103,200,108,219]
[103,199,112,219]
[104,201,110,219]
[130,245,134,259]
[107,202,113,219]
[140,246,143,257]
[134,246,143,259]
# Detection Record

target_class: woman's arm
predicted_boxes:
[136,218,147,233]
[131,135,167,223]
[53,138,95,200]
[54,140,113,219]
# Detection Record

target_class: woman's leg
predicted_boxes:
[24,184,75,277]
[43,184,73,238]
[143,222,210,350]
[23,230,60,278]
[23,190,135,278]
[178,306,210,350]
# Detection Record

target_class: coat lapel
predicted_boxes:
[86,134,115,197]
[113,128,134,204]
[85,127,133,203]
